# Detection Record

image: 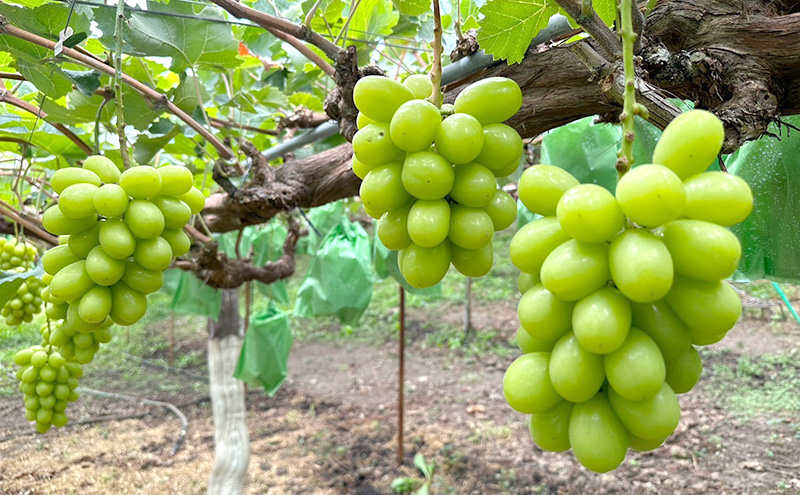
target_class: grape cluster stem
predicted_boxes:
[616,0,638,179]
[429,0,444,109]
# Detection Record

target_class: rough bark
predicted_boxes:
[207,290,249,495]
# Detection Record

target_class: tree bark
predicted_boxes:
[207,289,249,495]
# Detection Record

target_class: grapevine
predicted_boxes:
[353,75,522,288]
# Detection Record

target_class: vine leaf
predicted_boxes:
[476,0,558,64]
[62,69,102,96]
[592,0,616,26]
[0,263,44,309]
[134,123,181,164]
[392,0,430,16]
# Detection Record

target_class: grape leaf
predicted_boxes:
[392,0,430,16]
[347,0,400,59]
[134,124,181,164]
[62,69,102,97]
[592,0,616,26]
[0,263,44,308]
[477,0,559,64]
[289,92,324,112]
[0,3,90,38]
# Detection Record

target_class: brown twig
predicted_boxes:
[267,28,335,77]
[430,0,444,108]
[0,18,235,160]
[184,223,212,244]
[0,200,58,244]
[554,0,622,60]
[209,117,279,136]
[0,71,24,81]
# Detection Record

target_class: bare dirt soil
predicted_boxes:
[1,306,799,495]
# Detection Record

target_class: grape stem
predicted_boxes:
[616,0,638,179]
[114,0,131,169]
[430,0,443,108]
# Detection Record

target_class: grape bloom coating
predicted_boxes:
[352,75,523,288]
[506,110,753,472]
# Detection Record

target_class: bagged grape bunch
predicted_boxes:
[352,74,522,288]
[506,109,754,472]
[0,237,45,326]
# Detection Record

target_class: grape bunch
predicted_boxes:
[14,338,83,433]
[352,75,522,288]
[0,238,44,326]
[40,155,204,329]
[40,318,113,364]
[505,110,754,472]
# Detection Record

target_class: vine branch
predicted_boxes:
[616,0,638,177]
[554,0,622,60]
[430,0,443,108]
[114,0,132,168]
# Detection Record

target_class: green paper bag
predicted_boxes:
[170,271,222,319]
[234,301,292,396]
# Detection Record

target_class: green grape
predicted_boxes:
[573,287,631,354]
[556,184,623,242]
[85,246,126,286]
[150,196,192,229]
[502,352,562,414]
[378,204,413,251]
[407,199,450,248]
[42,245,81,276]
[58,235,69,245]
[517,284,573,341]
[161,228,191,257]
[390,100,441,152]
[364,205,383,220]
[403,74,432,99]
[630,300,692,361]
[352,123,404,166]
[450,242,493,277]
[46,302,68,320]
[604,327,666,401]
[82,155,121,183]
[121,261,164,294]
[661,219,741,282]
[14,348,33,366]
[568,392,629,473]
[665,276,741,336]
[492,160,520,178]
[67,223,101,258]
[31,350,47,368]
[399,242,451,289]
[629,434,668,452]
[119,166,162,199]
[48,352,66,368]
[509,217,570,275]
[133,237,172,271]
[690,328,726,346]
[516,326,555,354]
[351,156,375,180]
[38,365,56,382]
[59,183,99,219]
[360,162,411,213]
[401,151,454,200]
[549,331,605,402]
[78,285,112,323]
[453,77,522,125]
[483,190,516,231]
[110,282,147,325]
[49,260,94,302]
[682,172,753,226]
[517,165,580,216]
[448,205,493,249]
[665,346,703,393]
[474,123,523,170]
[356,112,378,130]
[93,184,129,217]
[609,230,673,303]
[435,114,484,164]
[529,401,573,452]
[125,200,165,239]
[179,188,206,215]
[42,206,98,235]
[517,272,538,294]
[99,219,137,259]
[67,303,103,333]
[615,164,685,227]
[353,75,415,122]
[652,109,724,179]
[450,162,496,207]
[608,382,680,441]
[540,240,609,302]
[157,165,193,196]
[51,168,102,195]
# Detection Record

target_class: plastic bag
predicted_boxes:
[234,301,292,396]
[293,218,373,325]
[170,271,222,318]
[252,221,290,304]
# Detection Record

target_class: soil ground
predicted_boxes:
[2,295,800,495]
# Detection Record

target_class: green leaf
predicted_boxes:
[40,91,106,125]
[102,87,164,131]
[477,0,559,64]
[727,116,800,282]
[289,92,324,112]
[593,0,616,26]
[15,58,73,98]
[0,263,44,308]
[347,0,400,55]
[133,124,181,164]
[0,3,90,38]
[392,0,430,16]
[62,69,102,97]
[63,32,89,48]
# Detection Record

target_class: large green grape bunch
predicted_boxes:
[0,237,45,326]
[40,155,204,329]
[13,325,83,433]
[505,110,754,472]
[353,75,522,288]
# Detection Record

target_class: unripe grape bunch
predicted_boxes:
[0,237,45,326]
[506,110,754,472]
[353,75,522,288]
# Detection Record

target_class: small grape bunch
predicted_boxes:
[352,75,522,288]
[40,155,205,330]
[505,110,754,472]
[0,238,44,327]
[14,344,83,433]
[40,318,113,365]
